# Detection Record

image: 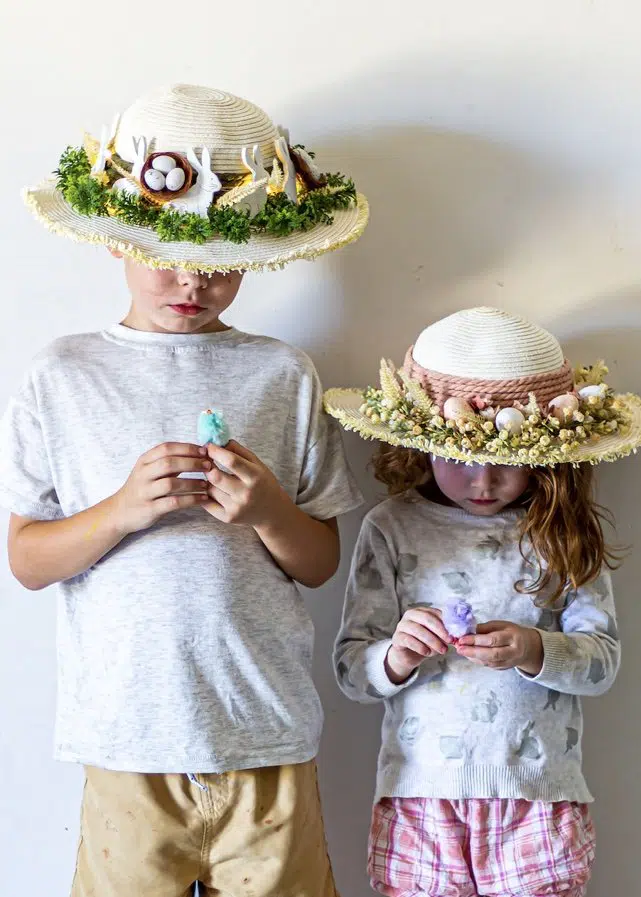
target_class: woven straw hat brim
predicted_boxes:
[324,387,641,466]
[24,181,369,273]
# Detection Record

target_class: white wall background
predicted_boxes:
[2,2,641,895]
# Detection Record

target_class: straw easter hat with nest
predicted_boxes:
[24,84,369,273]
[324,307,641,466]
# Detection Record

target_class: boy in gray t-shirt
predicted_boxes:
[2,85,368,897]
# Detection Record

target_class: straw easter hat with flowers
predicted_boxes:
[23,84,369,273]
[324,307,641,466]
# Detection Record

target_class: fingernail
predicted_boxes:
[199,447,207,455]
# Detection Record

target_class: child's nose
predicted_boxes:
[471,465,494,489]
[177,268,207,289]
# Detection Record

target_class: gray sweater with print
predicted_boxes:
[335,493,620,802]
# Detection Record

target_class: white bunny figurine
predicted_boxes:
[238,144,269,216]
[247,144,269,181]
[274,133,298,204]
[168,147,222,218]
[91,115,120,176]
[113,136,147,195]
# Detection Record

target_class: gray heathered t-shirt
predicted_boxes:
[0,325,363,773]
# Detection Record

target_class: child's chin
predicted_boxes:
[160,312,210,331]
[463,499,503,516]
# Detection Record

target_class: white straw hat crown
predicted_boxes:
[115,84,279,174]
[412,307,565,380]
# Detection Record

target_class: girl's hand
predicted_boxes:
[203,440,290,528]
[456,622,543,675]
[386,607,453,684]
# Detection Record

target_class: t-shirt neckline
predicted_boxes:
[102,323,243,349]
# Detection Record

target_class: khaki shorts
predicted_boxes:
[71,761,339,897]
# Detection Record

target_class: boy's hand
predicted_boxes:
[386,607,453,684]
[456,622,543,675]
[112,443,212,535]
[203,440,289,528]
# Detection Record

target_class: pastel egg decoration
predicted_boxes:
[143,169,166,192]
[578,384,608,400]
[139,151,193,202]
[495,407,525,434]
[443,397,475,421]
[152,154,177,174]
[165,167,186,192]
[548,393,579,421]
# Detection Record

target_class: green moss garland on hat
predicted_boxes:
[23,84,369,273]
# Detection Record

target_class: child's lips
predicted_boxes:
[469,498,498,505]
[170,304,205,317]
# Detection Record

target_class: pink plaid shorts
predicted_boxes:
[369,797,595,897]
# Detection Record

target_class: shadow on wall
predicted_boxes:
[311,125,579,385]
[289,65,641,896]
[281,52,629,384]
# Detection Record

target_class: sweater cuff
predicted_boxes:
[364,639,420,698]
[517,629,572,685]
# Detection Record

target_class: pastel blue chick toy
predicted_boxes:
[197,409,230,447]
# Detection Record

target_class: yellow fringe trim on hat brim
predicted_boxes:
[22,188,369,274]
[324,387,641,467]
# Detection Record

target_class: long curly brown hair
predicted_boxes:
[371,444,620,606]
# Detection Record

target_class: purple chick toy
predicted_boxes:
[443,599,477,641]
